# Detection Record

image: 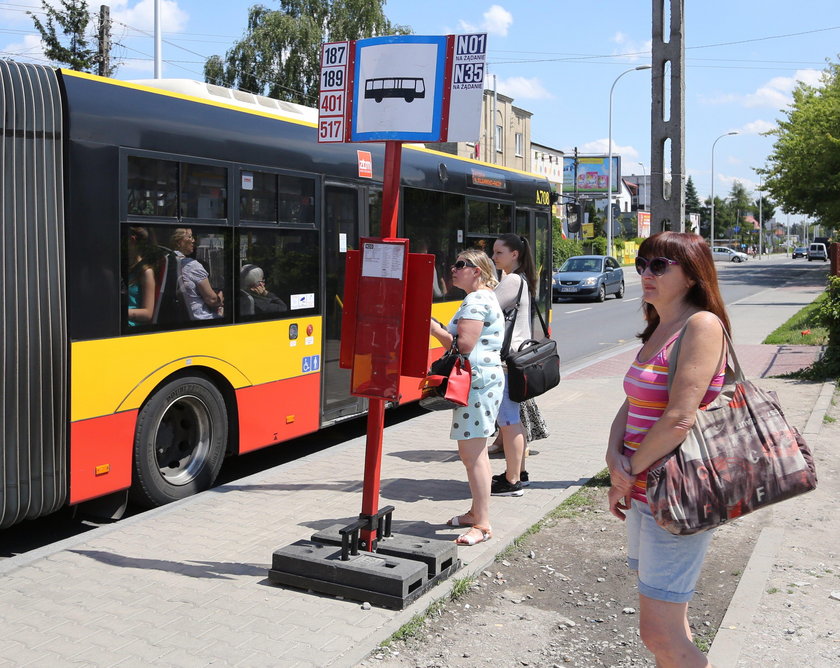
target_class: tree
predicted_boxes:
[685,176,702,214]
[205,0,411,105]
[762,59,840,229]
[30,0,116,75]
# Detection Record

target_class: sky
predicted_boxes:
[3,0,839,227]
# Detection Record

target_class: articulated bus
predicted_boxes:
[0,61,553,529]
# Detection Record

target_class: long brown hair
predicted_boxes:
[496,233,537,295]
[637,232,731,342]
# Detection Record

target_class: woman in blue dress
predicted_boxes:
[429,249,504,545]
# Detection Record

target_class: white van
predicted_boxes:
[808,243,828,262]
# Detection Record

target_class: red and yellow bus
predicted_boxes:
[0,62,553,529]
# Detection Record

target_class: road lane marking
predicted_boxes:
[623,297,640,302]
[565,307,591,314]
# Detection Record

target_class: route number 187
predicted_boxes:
[322,44,347,67]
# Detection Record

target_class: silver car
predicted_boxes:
[552,255,625,302]
[711,246,749,263]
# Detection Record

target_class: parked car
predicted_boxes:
[792,246,808,259]
[552,255,624,302]
[808,242,828,262]
[711,246,749,263]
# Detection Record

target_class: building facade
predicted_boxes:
[428,90,532,172]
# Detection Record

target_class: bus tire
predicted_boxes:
[129,375,228,508]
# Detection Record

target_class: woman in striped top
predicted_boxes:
[605,232,730,668]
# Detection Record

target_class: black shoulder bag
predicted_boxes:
[501,276,560,402]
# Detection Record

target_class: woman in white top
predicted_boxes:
[170,228,223,320]
[490,233,538,497]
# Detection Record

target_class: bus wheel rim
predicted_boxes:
[153,394,212,486]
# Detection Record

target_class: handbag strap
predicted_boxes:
[666,314,744,392]
[500,275,525,359]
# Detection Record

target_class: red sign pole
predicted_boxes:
[359,140,402,550]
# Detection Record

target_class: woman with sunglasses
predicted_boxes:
[489,233,539,496]
[429,250,505,546]
[605,231,729,667]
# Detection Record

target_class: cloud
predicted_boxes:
[580,139,639,160]
[718,173,757,193]
[0,0,40,26]
[495,76,553,100]
[1,34,47,63]
[611,32,652,62]
[108,0,189,34]
[741,119,776,135]
[700,68,824,110]
[458,4,513,37]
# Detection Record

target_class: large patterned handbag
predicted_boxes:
[646,326,818,536]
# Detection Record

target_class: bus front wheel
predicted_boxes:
[130,375,228,508]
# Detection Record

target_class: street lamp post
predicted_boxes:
[710,131,738,248]
[757,173,763,259]
[607,65,650,257]
[639,162,648,211]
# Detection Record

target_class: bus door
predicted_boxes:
[322,184,369,423]
[515,207,553,329]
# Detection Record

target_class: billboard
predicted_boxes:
[562,155,621,195]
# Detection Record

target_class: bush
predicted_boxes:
[553,238,583,268]
[793,275,840,380]
[589,236,607,256]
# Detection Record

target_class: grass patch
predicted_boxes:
[824,414,836,424]
[767,587,780,594]
[495,469,611,560]
[763,293,828,345]
[382,575,476,646]
[694,636,712,653]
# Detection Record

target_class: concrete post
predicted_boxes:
[650,0,685,234]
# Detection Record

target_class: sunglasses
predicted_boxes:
[452,260,477,270]
[635,256,680,276]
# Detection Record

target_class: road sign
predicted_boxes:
[317,34,487,144]
[318,42,349,143]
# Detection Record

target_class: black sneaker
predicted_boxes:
[491,476,524,497]
[492,471,529,487]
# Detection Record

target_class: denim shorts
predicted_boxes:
[497,373,521,426]
[626,499,715,603]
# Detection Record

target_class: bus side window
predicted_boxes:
[122,225,230,332]
[237,228,320,322]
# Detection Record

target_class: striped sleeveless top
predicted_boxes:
[622,328,726,503]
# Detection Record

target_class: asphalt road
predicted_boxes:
[552,254,826,369]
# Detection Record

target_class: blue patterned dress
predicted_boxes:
[446,289,505,440]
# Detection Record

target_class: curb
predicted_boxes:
[338,481,588,666]
[707,380,835,666]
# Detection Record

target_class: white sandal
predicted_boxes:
[446,513,474,527]
[455,525,492,546]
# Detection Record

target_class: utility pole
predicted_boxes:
[97,4,111,77]
[650,0,686,234]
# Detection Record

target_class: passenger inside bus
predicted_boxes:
[170,228,224,319]
[239,264,288,316]
[126,226,156,326]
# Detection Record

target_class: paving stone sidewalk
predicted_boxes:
[0,265,830,667]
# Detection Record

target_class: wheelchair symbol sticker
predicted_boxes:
[302,355,321,373]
